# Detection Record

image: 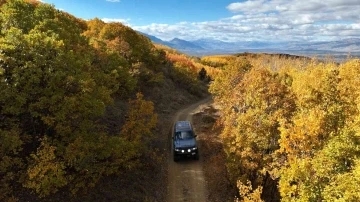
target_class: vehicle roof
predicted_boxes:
[175,121,192,132]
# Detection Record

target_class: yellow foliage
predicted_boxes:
[323,160,360,201]
[201,55,236,68]
[25,137,67,197]
[236,180,264,202]
[211,54,360,201]
[121,93,158,143]
[279,107,327,161]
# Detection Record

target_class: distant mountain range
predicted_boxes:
[140,32,360,59]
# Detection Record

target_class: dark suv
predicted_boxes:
[172,121,199,161]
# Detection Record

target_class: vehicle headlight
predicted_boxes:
[192,147,197,150]
[175,149,180,152]
[181,150,185,153]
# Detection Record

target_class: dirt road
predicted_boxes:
[167,97,212,202]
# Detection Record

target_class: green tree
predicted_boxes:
[0,0,140,198]
[0,0,36,33]
[0,128,23,201]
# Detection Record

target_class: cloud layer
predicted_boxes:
[132,0,360,42]
[102,18,130,26]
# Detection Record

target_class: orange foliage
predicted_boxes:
[121,93,158,143]
[166,53,196,71]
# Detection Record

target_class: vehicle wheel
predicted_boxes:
[194,152,199,160]
[173,155,178,162]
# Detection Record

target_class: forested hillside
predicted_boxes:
[0,0,210,201]
[2,1,359,202]
[208,54,360,201]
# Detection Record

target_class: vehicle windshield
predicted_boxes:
[175,131,194,140]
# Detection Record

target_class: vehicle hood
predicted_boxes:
[174,138,197,148]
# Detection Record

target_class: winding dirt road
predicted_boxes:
[167,97,212,202]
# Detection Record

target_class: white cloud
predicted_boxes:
[106,0,120,2]
[102,18,130,26]
[132,0,360,42]
[291,14,314,25]
[227,0,268,13]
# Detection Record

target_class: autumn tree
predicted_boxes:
[0,0,158,199]
[121,93,158,144]
[210,56,360,201]
[211,60,295,200]
[211,56,360,201]
[277,61,360,201]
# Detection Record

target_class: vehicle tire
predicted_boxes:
[194,152,199,160]
[173,154,178,162]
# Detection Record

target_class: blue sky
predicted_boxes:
[41,0,360,42]
[42,0,236,25]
